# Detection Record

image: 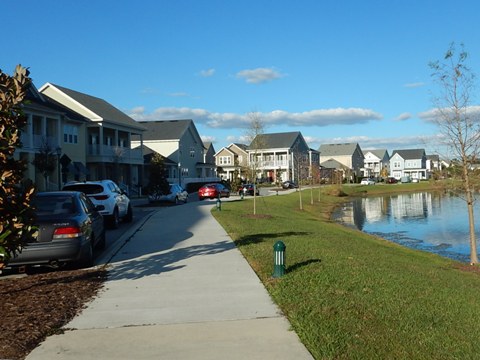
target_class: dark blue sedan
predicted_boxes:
[8,191,105,269]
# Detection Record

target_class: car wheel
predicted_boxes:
[77,240,94,269]
[124,204,133,223]
[109,207,120,229]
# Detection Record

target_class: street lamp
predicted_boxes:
[55,146,62,190]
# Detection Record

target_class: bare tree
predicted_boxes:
[245,112,265,215]
[429,43,480,264]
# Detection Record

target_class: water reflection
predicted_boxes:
[332,192,480,263]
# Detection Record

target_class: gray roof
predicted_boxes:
[232,143,248,151]
[391,149,426,160]
[139,120,201,142]
[249,131,305,150]
[364,149,389,159]
[50,84,146,132]
[319,143,360,156]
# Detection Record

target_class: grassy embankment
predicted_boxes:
[213,181,480,359]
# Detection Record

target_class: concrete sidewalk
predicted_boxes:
[27,200,313,359]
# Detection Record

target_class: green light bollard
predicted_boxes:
[216,197,222,211]
[273,240,286,278]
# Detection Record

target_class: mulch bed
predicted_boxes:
[0,268,106,360]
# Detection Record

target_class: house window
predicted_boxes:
[190,147,195,158]
[63,124,78,144]
[393,161,401,168]
[219,156,231,165]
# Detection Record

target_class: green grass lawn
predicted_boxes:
[213,182,480,359]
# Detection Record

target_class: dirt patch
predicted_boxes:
[0,268,106,360]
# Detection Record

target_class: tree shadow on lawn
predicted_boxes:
[287,259,322,274]
[235,231,312,247]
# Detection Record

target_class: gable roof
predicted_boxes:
[249,131,305,150]
[391,149,426,160]
[364,149,389,159]
[321,158,348,169]
[40,83,146,132]
[319,143,360,157]
[139,119,201,142]
[231,143,248,152]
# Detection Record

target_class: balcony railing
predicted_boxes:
[87,145,143,162]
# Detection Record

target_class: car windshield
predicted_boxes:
[63,184,104,195]
[34,195,76,216]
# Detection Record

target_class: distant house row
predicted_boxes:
[16,81,443,193]
[215,139,444,184]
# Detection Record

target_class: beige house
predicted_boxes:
[131,119,218,186]
[39,83,146,191]
[214,143,248,181]
[16,85,89,191]
[319,143,365,181]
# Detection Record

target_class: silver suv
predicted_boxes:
[63,180,132,228]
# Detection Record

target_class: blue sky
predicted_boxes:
[4,0,480,156]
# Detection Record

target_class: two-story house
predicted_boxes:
[39,83,146,190]
[131,119,218,186]
[389,149,427,180]
[214,143,248,181]
[247,131,316,184]
[16,84,88,191]
[319,143,365,181]
[363,149,390,179]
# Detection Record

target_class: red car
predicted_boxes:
[386,177,398,184]
[198,183,231,200]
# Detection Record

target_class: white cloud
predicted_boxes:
[201,135,216,143]
[199,68,215,77]
[418,105,480,123]
[168,92,190,97]
[312,134,443,152]
[128,107,383,129]
[236,67,284,84]
[395,112,412,121]
[404,82,425,88]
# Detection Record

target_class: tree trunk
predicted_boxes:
[464,168,478,264]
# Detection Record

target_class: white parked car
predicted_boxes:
[63,180,132,228]
[360,178,376,185]
[148,184,188,204]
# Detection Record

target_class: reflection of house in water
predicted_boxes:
[389,192,432,220]
[334,192,434,231]
[362,197,387,223]
[334,200,365,230]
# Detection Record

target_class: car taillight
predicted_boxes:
[53,226,82,239]
[93,195,109,200]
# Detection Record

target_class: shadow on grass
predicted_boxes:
[287,259,322,273]
[235,231,312,247]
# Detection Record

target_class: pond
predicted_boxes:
[331,191,480,263]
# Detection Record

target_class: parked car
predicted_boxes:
[238,184,260,196]
[386,177,398,184]
[400,176,412,183]
[8,191,105,269]
[360,178,376,185]
[198,183,231,200]
[148,184,188,204]
[282,181,298,189]
[62,180,132,228]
